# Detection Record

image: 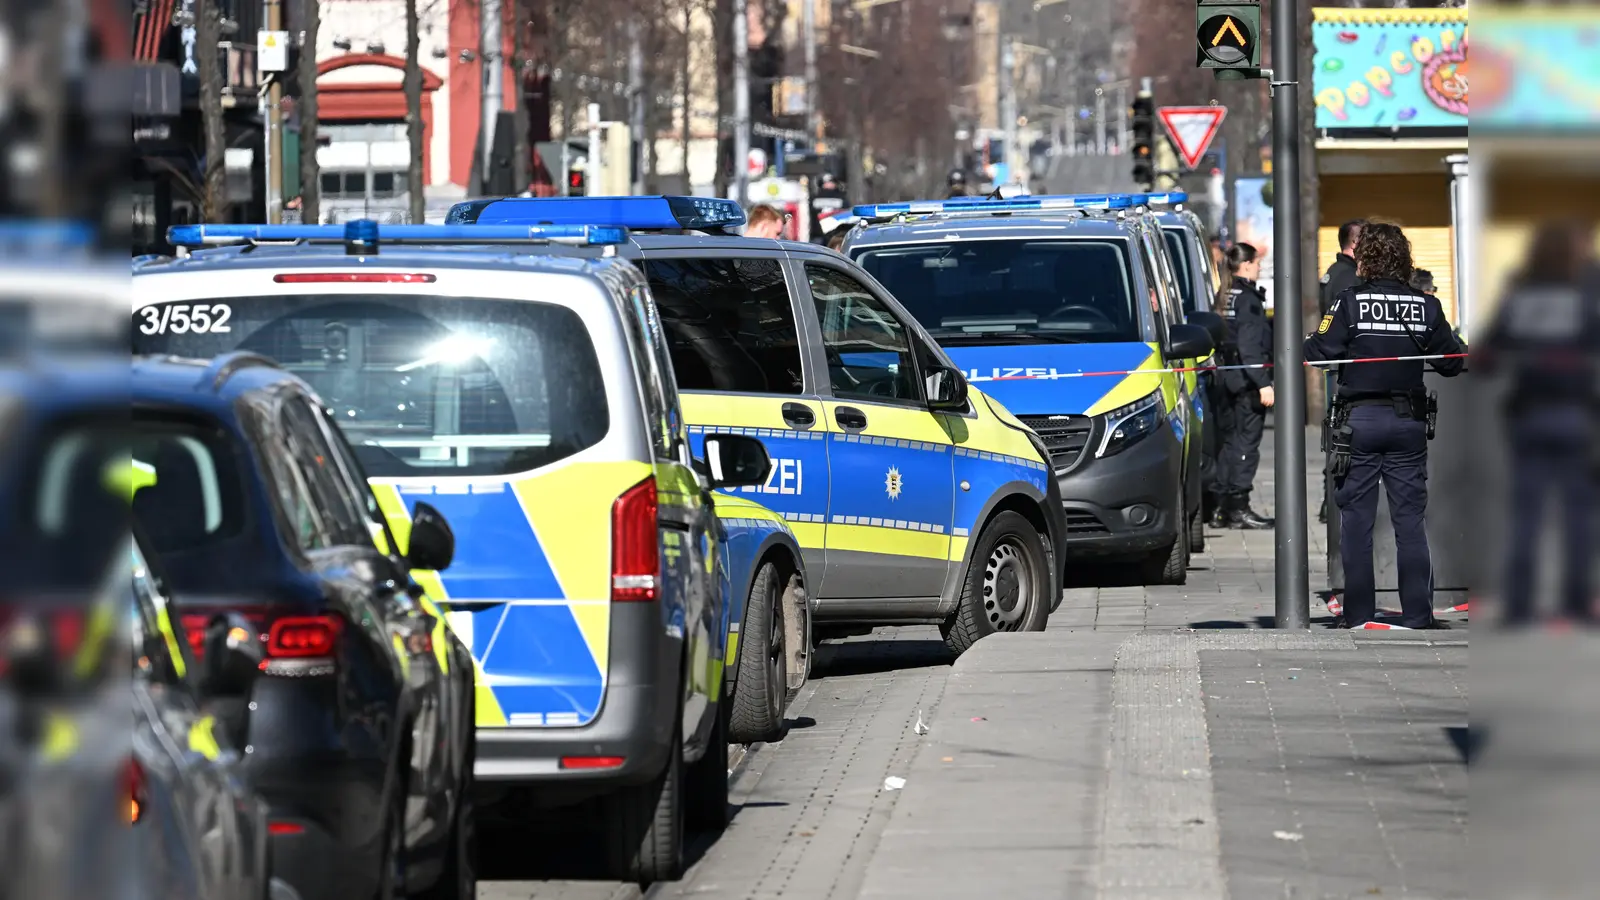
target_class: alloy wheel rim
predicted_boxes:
[983,540,1032,631]
[767,580,785,715]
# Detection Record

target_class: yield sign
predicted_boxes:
[1158,106,1227,170]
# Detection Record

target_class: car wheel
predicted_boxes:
[1140,495,1190,586]
[728,561,785,744]
[416,725,475,899]
[604,720,684,885]
[1187,505,1206,554]
[941,511,1051,655]
[684,702,730,832]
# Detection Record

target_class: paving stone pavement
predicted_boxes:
[479,426,1470,899]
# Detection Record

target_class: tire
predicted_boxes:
[1187,505,1206,554]
[1140,496,1190,586]
[417,707,476,900]
[684,703,730,832]
[941,510,1051,656]
[728,562,786,744]
[604,721,684,885]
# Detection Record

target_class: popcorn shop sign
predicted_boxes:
[1312,10,1468,130]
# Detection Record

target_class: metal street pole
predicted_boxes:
[264,0,283,222]
[629,20,645,194]
[588,102,602,196]
[1000,39,1017,186]
[804,0,819,151]
[482,0,502,177]
[1271,0,1309,629]
[1116,82,1127,154]
[1095,86,1106,155]
[733,0,751,204]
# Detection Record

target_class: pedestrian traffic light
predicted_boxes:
[1131,92,1155,190]
[567,168,586,196]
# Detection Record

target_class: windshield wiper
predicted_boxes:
[932,331,1087,345]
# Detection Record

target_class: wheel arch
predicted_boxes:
[727,530,808,687]
[938,481,1052,617]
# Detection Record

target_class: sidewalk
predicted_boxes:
[856,426,1470,899]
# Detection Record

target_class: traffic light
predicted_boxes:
[1131,92,1154,190]
[1196,2,1262,74]
[567,168,586,196]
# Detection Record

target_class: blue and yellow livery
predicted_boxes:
[843,192,1217,585]
[130,218,805,884]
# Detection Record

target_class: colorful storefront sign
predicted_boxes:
[1472,10,1600,130]
[1312,8,1468,130]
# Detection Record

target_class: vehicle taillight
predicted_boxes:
[181,614,210,660]
[273,273,436,284]
[123,758,146,825]
[611,477,659,602]
[560,756,625,770]
[266,616,343,658]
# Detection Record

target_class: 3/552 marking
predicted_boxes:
[139,303,233,335]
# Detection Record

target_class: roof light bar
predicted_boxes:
[454,195,747,231]
[165,221,629,250]
[1132,191,1189,206]
[852,193,1134,220]
[0,219,97,249]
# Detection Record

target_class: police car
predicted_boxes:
[840,193,1215,584]
[1146,193,1225,316]
[131,222,805,885]
[445,196,1070,656]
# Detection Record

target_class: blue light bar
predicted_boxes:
[460,195,747,231]
[0,220,97,248]
[1133,191,1188,206]
[852,193,1134,219]
[166,221,628,249]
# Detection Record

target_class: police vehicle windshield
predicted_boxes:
[855,239,1142,346]
[133,294,610,478]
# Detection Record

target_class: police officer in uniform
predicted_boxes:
[1216,243,1275,529]
[1318,219,1365,523]
[1305,222,1465,629]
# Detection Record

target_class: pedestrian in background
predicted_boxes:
[1318,219,1366,523]
[1215,243,1275,529]
[1410,268,1437,296]
[746,204,786,239]
[1305,222,1465,629]
[1475,219,1600,627]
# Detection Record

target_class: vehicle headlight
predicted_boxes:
[1095,390,1165,459]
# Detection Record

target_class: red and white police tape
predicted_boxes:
[969,352,1470,382]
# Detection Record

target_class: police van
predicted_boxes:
[446,196,1069,655]
[1147,194,1225,316]
[131,221,808,884]
[840,193,1216,584]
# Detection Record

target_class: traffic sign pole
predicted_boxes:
[1269,0,1309,630]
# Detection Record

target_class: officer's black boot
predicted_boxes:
[1317,493,1328,524]
[1204,491,1225,529]
[1232,492,1275,530]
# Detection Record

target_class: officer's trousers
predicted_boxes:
[1335,405,1433,628]
[1217,390,1265,496]
[1503,405,1595,622]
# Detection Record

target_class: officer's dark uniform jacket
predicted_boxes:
[1306,277,1466,396]
[1320,253,1359,317]
[1223,276,1273,396]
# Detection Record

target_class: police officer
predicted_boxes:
[1318,219,1365,523]
[1305,222,1465,629]
[1216,243,1275,529]
[948,170,968,199]
[1476,219,1600,626]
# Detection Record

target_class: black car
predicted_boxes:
[128,352,477,900]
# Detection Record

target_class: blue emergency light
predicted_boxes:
[0,219,97,249]
[852,193,1135,220]
[454,195,747,231]
[1132,191,1188,206]
[166,220,629,253]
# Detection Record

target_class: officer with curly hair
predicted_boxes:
[1305,222,1465,629]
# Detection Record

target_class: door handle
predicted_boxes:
[781,402,816,429]
[835,406,868,431]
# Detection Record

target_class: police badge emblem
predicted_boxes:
[1317,315,1333,334]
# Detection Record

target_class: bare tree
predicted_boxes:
[298,0,321,223]
[196,0,226,221]
[405,0,425,221]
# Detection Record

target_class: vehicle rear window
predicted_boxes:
[640,257,804,395]
[1162,229,1196,313]
[855,239,1144,346]
[132,295,609,477]
[129,420,250,556]
[2,413,131,594]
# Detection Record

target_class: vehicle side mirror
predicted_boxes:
[1186,311,1226,350]
[406,501,455,572]
[200,612,265,696]
[1165,322,1214,361]
[700,434,772,489]
[925,365,969,412]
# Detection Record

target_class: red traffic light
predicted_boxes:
[568,171,583,188]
